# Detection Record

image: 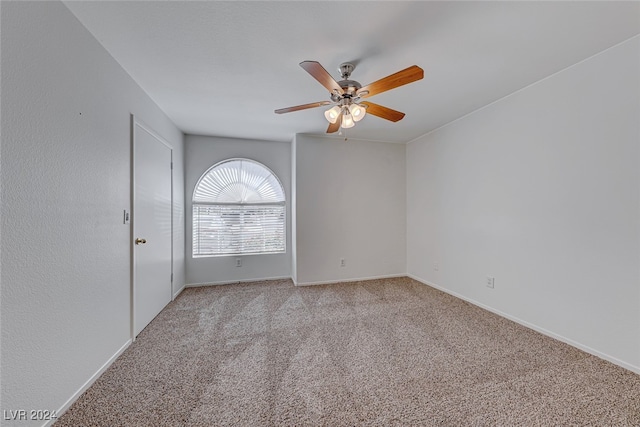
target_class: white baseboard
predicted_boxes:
[407,273,640,375]
[295,273,405,287]
[45,339,132,427]
[185,275,293,287]
[173,284,186,300]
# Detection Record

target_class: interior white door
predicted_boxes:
[133,120,172,337]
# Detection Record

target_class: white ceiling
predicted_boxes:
[64,1,640,143]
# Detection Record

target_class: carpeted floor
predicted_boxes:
[56,277,640,426]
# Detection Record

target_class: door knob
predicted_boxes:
[135,238,147,245]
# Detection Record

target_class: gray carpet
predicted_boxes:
[56,277,640,426]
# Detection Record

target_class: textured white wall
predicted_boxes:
[184,135,292,285]
[1,2,184,425]
[407,37,640,372]
[295,135,406,285]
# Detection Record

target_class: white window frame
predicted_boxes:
[192,158,286,257]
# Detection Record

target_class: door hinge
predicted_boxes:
[171,273,173,282]
[170,162,173,170]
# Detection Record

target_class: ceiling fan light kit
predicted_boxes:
[341,110,355,129]
[324,105,342,124]
[349,103,366,121]
[275,61,424,134]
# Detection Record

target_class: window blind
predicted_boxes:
[192,204,285,256]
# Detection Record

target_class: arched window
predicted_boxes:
[192,158,286,257]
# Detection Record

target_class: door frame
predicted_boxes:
[130,115,174,341]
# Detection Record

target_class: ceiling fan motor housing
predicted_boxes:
[338,79,362,95]
[330,63,362,101]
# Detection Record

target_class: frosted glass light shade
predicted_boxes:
[342,112,355,128]
[324,105,341,124]
[349,103,366,122]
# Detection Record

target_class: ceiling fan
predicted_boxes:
[275,61,424,133]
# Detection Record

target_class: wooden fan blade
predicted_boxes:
[300,61,344,95]
[326,114,342,133]
[358,65,424,98]
[360,102,405,122]
[275,101,332,114]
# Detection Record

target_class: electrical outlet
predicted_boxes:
[434,262,439,271]
[340,258,346,267]
[486,276,495,288]
[236,258,242,267]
